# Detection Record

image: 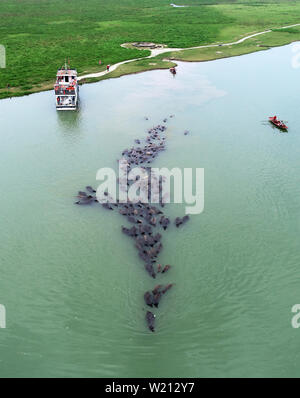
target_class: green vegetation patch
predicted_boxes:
[83,58,177,84]
[159,26,300,62]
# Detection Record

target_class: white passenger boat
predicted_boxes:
[54,63,79,110]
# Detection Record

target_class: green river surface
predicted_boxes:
[0,43,300,378]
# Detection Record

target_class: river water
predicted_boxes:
[0,43,300,378]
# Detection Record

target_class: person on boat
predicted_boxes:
[274,115,277,121]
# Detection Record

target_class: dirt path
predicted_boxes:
[78,23,300,81]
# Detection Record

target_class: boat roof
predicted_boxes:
[56,69,77,76]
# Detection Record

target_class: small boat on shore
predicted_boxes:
[54,62,79,111]
[169,67,176,75]
[269,116,288,131]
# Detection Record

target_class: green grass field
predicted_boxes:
[1,0,300,99]
[156,25,300,62]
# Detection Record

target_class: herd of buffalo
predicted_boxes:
[75,116,190,332]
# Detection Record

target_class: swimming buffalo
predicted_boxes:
[146,311,155,332]
[144,291,154,307]
[161,265,171,274]
[144,263,156,279]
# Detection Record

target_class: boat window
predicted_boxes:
[65,76,69,83]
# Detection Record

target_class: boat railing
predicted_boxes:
[55,87,76,95]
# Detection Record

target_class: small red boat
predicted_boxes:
[269,116,288,131]
[169,67,176,75]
